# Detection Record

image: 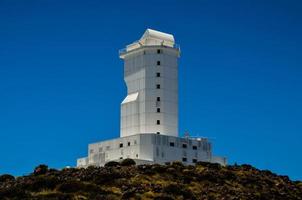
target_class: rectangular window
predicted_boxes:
[156,84,160,89]
[128,142,131,146]
[157,61,161,65]
[192,159,197,163]
[156,72,160,77]
[120,157,123,159]
[157,132,160,134]
[182,143,187,148]
[182,157,187,162]
[193,145,197,150]
[169,142,175,147]
[157,108,160,113]
[119,143,123,148]
[157,120,160,125]
[157,97,161,101]
[157,49,161,54]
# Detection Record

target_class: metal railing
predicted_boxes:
[119,42,180,55]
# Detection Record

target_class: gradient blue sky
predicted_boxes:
[0,0,301,180]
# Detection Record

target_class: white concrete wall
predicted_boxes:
[77,134,226,167]
[120,46,179,137]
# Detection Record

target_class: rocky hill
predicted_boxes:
[0,160,301,200]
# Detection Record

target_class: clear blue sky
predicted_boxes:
[0,0,301,180]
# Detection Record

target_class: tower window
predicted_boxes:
[156,72,161,77]
[182,143,187,148]
[157,49,161,54]
[157,108,160,113]
[156,84,160,89]
[169,142,175,147]
[192,159,197,163]
[119,143,123,148]
[182,157,187,162]
[157,120,160,125]
[157,61,161,65]
[156,132,160,134]
[128,142,131,146]
[193,145,197,150]
[157,97,161,101]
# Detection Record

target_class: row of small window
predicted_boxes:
[156,58,161,132]
[119,154,139,160]
[91,140,138,152]
[169,142,198,150]
[145,49,162,55]
[119,141,133,148]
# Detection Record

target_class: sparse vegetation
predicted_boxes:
[0,162,301,200]
[120,158,136,166]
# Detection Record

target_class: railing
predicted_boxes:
[119,42,180,55]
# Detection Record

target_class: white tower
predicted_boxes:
[119,29,180,137]
[77,29,227,168]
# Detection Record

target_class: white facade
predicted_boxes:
[120,29,179,137]
[77,29,226,168]
[77,134,226,167]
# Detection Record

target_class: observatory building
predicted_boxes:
[77,29,226,167]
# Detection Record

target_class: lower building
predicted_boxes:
[77,133,226,167]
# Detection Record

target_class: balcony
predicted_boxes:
[119,42,180,56]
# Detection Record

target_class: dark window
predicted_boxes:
[170,142,175,147]
[182,157,187,162]
[128,142,131,146]
[156,72,161,77]
[120,157,123,159]
[157,108,160,113]
[157,97,161,101]
[156,84,160,89]
[136,154,138,158]
[157,132,160,134]
[157,120,160,125]
[157,61,161,65]
[157,49,161,54]
[193,145,197,150]
[182,143,187,148]
[119,143,123,148]
[192,159,197,163]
